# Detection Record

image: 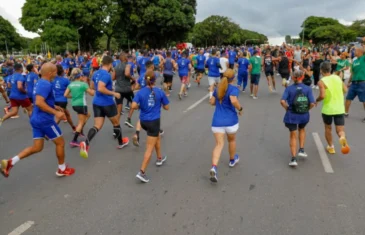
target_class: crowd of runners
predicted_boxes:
[0,41,364,183]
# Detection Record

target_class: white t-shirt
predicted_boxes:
[219,57,228,73]
[204,52,210,59]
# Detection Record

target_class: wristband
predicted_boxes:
[238,107,243,112]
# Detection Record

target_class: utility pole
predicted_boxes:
[5,40,9,55]
[77,26,83,52]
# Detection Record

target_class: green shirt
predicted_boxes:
[192,55,198,68]
[68,81,89,106]
[336,59,350,71]
[249,56,262,75]
[351,55,365,82]
[321,75,345,115]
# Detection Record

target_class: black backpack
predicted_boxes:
[292,86,309,114]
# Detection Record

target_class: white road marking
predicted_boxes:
[9,221,35,235]
[183,94,210,113]
[312,132,334,173]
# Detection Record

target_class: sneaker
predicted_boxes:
[156,156,167,166]
[117,137,129,149]
[1,159,13,178]
[209,166,218,183]
[136,171,150,183]
[159,129,164,136]
[339,137,350,154]
[229,154,240,167]
[69,141,80,148]
[125,106,130,110]
[10,115,19,119]
[183,92,188,97]
[344,113,349,117]
[272,89,277,93]
[298,148,308,158]
[289,158,298,167]
[250,93,254,97]
[242,89,245,93]
[178,93,182,100]
[282,78,287,86]
[80,141,89,159]
[253,96,258,100]
[56,165,75,177]
[187,83,191,88]
[63,119,68,123]
[326,146,336,154]
[120,111,124,115]
[133,135,140,147]
[124,118,134,128]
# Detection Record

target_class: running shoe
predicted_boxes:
[339,137,350,154]
[250,93,254,97]
[253,96,258,100]
[229,154,240,167]
[272,89,277,93]
[132,135,140,147]
[289,158,298,167]
[178,93,182,100]
[282,79,287,86]
[117,137,130,149]
[242,89,245,93]
[10,115,19,119]
[79,141,89,159]
[187,83,191,88]
[125,118,134,128]
[344,113,349,117]
[136,171,150,183]
[183,92,188,97]
[69,141,80,148]
[1,159,13,178]
[120,111,124,115]
[156,156,167,166]
[0,117,3,127]
[63,119,68,123]
[159,129,164,136]
[125,106,130,110]
[326,146,336,154]
[209,166,218,183]
[298,148,308,158]
[55,165,75,177]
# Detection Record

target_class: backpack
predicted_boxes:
[292,86,309,114]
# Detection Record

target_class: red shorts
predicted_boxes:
[10,98,32,108]
[180,76,188,84]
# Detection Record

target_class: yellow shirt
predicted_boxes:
[321,75,345,115]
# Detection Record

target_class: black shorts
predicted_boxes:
[73,106,88,115]
[55,102,68,109]
[93,104,118,118]
[280,73,290,80]
[163,74,173,84]
[322,114,345,126]
[229,64,234,69]
[141,118,160,137]
[285,123,307,132]
[195,68,205,74]
[265,71,274,77]
[115,91,134,105]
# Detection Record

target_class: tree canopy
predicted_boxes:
[0,16,27,53]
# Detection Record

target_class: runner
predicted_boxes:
[228,48,237,69]
[64,68,95,147]
[195,49,206,85]
[280,70,315,167]
[1,63,75,178]
[25,64,39,103]
[236,51,250,92]
[209,69,242,182]
[312,53,323,89]
[219,52,229,78]
[0,63,33,126]
[133,71,169,183]
[177,52,191,99]
[316,61,350,154]
[206,49,221,99]
[79,56,129,159]
[262,50,277,92]
[249,50,262,99]
[162,51,177,96]
[333,52,350,81]
[278,51,291,87]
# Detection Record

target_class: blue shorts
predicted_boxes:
[346,82,365,102]
[251,74,261,85]
[31,122,63,140]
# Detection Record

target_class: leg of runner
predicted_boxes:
[210,133,225,182]
[266,73,272,92]
[133,120,141,147]
[109,115,129,149]
[324,124,336,154]
[0,105,19,126]
[243,72,248,92]
[64,108,76,131]
[298,127,308,158]
[271,73,276,91]
[237,73,243,90]
[124,94,134,128]
[227,133,239,167]
[80,117,104,159]
[179,76,187,100]
[288,129,298,167]
[136,136,158,183]
[70,113,89,147]
[250,75,254,97]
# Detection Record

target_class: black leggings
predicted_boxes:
[313,70,320,85]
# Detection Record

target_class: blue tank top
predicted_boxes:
[164,58,173,75]
[153,56,160,66]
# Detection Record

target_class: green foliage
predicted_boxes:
[191,15,267,46]
[285,35,292,44]
[299,16,341,41]
[309,25,356,44]
[0,16,24,53]
[349,20,365,37]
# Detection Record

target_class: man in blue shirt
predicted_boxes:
[236,51,250,91]
[280,70,315,167]
[177,52,192,99]
[206,49,222,99]
[0,63,33,125]
[195,49,206,85]
[1,63,75,178]
[228,48,237,69]
[26,64,39,103]
[79,56,129,159]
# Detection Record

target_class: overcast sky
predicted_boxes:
[1,0,365,45]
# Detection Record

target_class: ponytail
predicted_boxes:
[217,76,228,103]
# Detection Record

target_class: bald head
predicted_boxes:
[41,62,57,80]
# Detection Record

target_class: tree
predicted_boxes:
[0,16,24,53]
[285,35,292,44]
[309,25,357,44]
[299,16,341,42]
[349,20,365,37]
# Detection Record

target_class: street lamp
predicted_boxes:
[245,39,259,47]
[77,26,83,52]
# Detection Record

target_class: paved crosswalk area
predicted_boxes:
[1,74,365,235]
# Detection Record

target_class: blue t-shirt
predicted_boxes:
[128,62,135,76]
[30,79,55,127]
[228,51,237,64]
[133,87,169,121]
[153,56,160,66]
[81,61,91,76]
[9,73,27,100]
[237,58,250,74]
[4,75,11,91]
[92,69,115,106]
[52,76,70,102]
[177,58,190,76]
[206,57,221,77]
[212,85,239,127]
[77,56,84,66]
[138,57,150,74]
[26,72,38,98]
[62,58,71,69]
[281,83,315,124]
[196,55,206,70]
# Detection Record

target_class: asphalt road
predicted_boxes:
[1,73,365,235]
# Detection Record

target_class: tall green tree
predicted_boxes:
[309,25,357,44]
[285,35,292,44]
[299,16,341,41]
[349,20,365,37]
[0,16,24,53]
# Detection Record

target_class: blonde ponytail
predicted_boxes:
[217,69,235,103]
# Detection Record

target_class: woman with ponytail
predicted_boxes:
[209,68,243,183]
[132,70,170,183]
[64,68,95,147]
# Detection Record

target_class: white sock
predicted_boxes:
[58,163,66,171]
[11,156,20,165]
[209,91,213,99]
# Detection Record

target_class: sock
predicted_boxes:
[113,125,123,145]
[11,156,20,165]
[212,164,217,168]
[140,169,145,174]
[86,127,99,145]
[58,163,66,171]
[73,132,80,142]
[209,91,213,98]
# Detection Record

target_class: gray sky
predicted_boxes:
[1,0,364,45]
